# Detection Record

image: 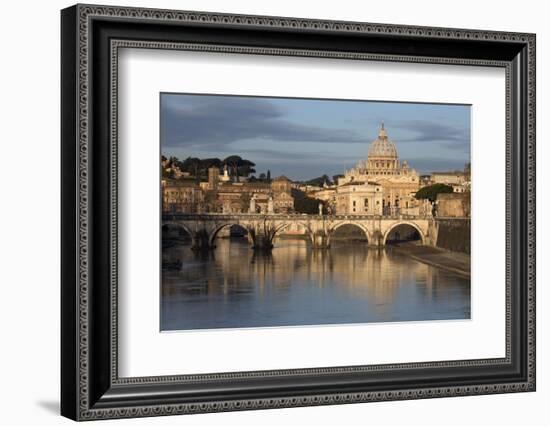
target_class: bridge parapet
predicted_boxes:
[163,213,434,250]
[162,213,433,221]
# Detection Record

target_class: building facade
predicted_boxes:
[436,192,471,218]
[161,123,467,218]
[431,172,466,185]
[162,164,295,214]
[334,182,384,215]
[335,123,421,215]
[162,179,204,213]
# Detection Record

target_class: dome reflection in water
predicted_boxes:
[161,234,470,331]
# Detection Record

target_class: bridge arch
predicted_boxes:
[328,222,370,246]
[162,221,193,239]
[273,222,314,245]
[208,222,249,245]
[383,221,425,245]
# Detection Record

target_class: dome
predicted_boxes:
[367,123,398,159]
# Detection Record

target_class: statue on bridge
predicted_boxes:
[249,196,256,214]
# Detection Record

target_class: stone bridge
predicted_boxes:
[163,213,435,250]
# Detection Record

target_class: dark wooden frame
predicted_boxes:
[61,4,536,421]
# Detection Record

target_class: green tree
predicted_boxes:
[414,183,453,202]
[304,174,332,187]
[180,157,202,178]
[291,189,324,214]
[223,155,242,180]
[223,155,256,180]
[200,158,222,172]
[237,159,256,178]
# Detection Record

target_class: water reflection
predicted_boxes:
[161,238,470,331]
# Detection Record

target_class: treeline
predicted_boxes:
[414,183,454,202]
[162,155,344,186]
[291,189,328,214]
[162,155,259,181]
[300,174,344,187]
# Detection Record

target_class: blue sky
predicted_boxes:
[161,93,470,181]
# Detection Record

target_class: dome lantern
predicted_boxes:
[367,122,398,159]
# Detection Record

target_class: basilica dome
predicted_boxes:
[368,123,398,159]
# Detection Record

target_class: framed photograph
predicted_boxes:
[61,4,536,421]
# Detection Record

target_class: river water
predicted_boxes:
[161,238,470,331]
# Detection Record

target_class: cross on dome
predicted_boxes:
[368,122,398,159]
[378,121,388,139]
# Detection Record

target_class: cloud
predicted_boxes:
[161,95,365,149]
[161,95,470,178]
[392,119,470,148]
[407,157,469,174]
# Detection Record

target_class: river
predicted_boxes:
[161,238,470,331]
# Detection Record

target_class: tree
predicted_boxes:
[164,155,257,181]
[223,155,242,180]
[200,158,222,172]
[414,183,453,202]
[332,174,344,185]
[180,157,202,179]
[291,188,323,214]
[304,174,332,187]
[266,170,271,182]
[223,155,256,180]
[237,159,256,178]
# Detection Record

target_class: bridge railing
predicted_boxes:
[162,213,434,221]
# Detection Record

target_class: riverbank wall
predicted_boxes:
[431,218,470,254]
[393,243,470,277]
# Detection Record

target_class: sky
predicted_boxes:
[160,93,470,181]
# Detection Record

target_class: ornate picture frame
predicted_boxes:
[61,4,535,420]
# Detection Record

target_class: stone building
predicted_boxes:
[206,166,220,191]
[176,166,295,214]
[436,192,471,217]
[270,176,294,214]
[161,158,190,179]
[273,192,294,213]
[335,123,421,215]
[161,179,204,213]
[217,182,271,213]
[335,182,384,215]
[431,171,466,185]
